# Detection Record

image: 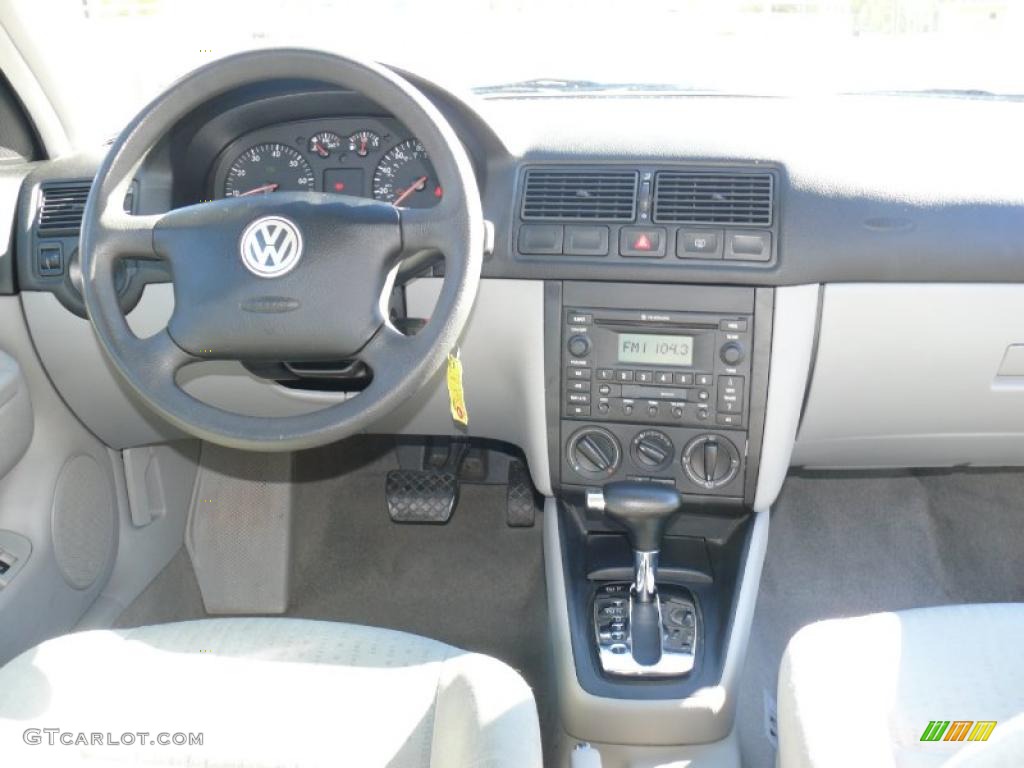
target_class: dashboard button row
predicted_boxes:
[522,224,771,262]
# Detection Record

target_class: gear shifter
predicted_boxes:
[587,482,681,601]
[586,481,698,677]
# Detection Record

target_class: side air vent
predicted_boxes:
[521,168,638,222]
[38,181,92,235]
[654,172,773,226]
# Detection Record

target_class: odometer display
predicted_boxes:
[372,139,440,208]
[223,143,315,197]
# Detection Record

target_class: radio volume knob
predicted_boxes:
[568,335,591,358]
[720,342,745,366]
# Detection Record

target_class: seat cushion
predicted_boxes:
[0,617,542,768]
[778,604,1024,768]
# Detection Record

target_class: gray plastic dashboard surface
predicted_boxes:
[793,283,1024,468]
[15,86,1024,292]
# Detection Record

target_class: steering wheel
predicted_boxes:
[80,49,483,452]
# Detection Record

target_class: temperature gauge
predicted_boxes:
[308,131,342,158]
[347,130,381,157]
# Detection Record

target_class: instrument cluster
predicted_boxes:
[212,116,441,208]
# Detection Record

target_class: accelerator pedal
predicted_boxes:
[506,460,539,528]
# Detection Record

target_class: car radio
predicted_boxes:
[562,307,752,429]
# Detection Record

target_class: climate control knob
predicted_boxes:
[681,434,741,489]
[630,430,674,471]
[567,427,621,479]
[567,335,591,358]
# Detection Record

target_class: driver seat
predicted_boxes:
[0,617,543,767]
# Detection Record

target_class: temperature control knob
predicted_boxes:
[630,430,674,471]
[567,335,591,358]
[568,427,621,478]
[681,434,741,489]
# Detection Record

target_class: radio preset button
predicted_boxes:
[674,372,694,386]
[696,374,714,387]
[636,371,654,384]
[655,372,674,385]
[615,370,635,382]
[596,368,614,380]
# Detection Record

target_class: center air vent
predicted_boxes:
[521,168,638,222]
[654,172,773,226]
[38,181,92,235]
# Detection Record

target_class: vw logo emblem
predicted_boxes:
[239,216,303,278]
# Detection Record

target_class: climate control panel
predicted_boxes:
[562,422,745,497]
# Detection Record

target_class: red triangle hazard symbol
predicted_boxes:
[634,233,652,251]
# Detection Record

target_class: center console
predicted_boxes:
[553,281,769,506]
[545,280,772,738]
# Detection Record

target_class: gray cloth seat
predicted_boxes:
[777,604,1024,768]
[0,617,543,767]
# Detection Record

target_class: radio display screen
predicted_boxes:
[617,333,694,367]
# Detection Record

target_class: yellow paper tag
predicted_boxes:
[446,351,468,427]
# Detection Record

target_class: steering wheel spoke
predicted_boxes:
[359,322,416,371]
[94,211,162,267]
[399,203,459,256]
[129,328,195,383]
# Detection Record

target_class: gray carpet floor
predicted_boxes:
[737,468,1024,768]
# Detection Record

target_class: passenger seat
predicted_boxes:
[777,604,1024,767]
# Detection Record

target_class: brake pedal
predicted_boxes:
[385,470,458,524]
[506,461,538,528]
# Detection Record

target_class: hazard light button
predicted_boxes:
[619,227,666,258]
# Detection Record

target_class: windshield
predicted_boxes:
[4,0,1024,148]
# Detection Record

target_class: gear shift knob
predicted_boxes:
[586,481,682,605]
[590,481,683,552]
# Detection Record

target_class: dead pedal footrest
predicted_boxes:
[385,470,458,523]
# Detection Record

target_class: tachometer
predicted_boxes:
[372,139,441,208]
[223,143,315,197]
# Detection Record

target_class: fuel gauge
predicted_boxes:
[347,130,381,157]
[308,131,342,158]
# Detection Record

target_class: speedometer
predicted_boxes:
[223,143,315,197]
[372,139,441,208]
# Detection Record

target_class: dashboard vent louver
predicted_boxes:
[521,168,638,222]
[653,172,773,226]
[38,181,92,235]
